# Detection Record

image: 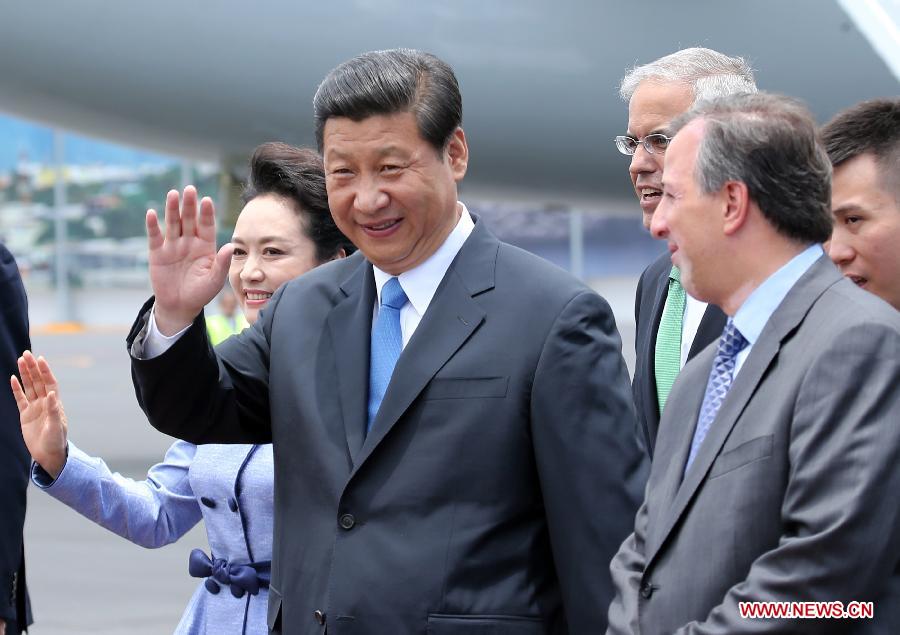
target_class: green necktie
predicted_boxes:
[654,265,686,414]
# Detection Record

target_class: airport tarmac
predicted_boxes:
[20,284,637,634]
[23,330,205,634]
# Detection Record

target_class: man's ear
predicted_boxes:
[446,127,468,181]
[722,180,751,236]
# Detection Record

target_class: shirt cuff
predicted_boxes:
[31,442,70,489]
[143,305,192,359]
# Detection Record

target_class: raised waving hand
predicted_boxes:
[10,351,68,480]
[147,186,233,334]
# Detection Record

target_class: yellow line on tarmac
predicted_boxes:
[31,323,130,335]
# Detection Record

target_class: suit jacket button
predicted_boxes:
[640,582,654,599]
[314,609,326,625]
[200,496,217,508]
[339,513,356,530]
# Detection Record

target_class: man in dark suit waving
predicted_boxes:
[0,243,32,634]
[617,48,757,458]
[128,49,643,633]
[608,93,900,634]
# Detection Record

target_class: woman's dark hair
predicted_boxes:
[241,142,356,262]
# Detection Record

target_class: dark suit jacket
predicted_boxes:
[610,256,900,634]
[0,244,32,633]
[632,251,726,458]
[129,219,645,634]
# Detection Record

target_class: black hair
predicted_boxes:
[820,98,900,199]
[313,48,462,155]
[241,142,356,262]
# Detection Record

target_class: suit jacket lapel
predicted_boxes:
[351,221,497,476]
[326,256,376,464]
[645,255,839,569]
[645,334,780,569]
[646,353,710,544]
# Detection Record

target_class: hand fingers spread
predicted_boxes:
[181,186,199,238]
[10,376,28,414]
[37,356,59,394]
[213,243,235,285]
[24,352,49,399]
[146,209,163,251]
[48,391,66,430]
[197,196,217,241]
[17,354,38,402]
[164,190,182,240]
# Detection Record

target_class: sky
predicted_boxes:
[0,113,176,171]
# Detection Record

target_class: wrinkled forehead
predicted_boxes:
[627,80,694,136]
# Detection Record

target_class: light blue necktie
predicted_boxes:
[367,277,408,434]
[684,318,747,474]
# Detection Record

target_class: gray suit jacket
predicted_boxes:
[609,255,900,634]
[130,219,646,634]
[632,252,727,459]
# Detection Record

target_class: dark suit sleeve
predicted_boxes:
[0,246,30,624]
[634,267,646,332]
[632,267,651,456]
[679,322,900,634]
[128,288,281,445]
[530,290,646,631]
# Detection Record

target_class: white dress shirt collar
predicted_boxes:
[372,203,475,316]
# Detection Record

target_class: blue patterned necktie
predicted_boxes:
[684,318,747,473]
[367,277,408,434]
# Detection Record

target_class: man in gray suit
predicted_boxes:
[128,49,644,633]
[607,93,900,634]
[822,98,900,311]
[618,48,757,459]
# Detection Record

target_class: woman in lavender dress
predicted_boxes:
[11,143,354,635]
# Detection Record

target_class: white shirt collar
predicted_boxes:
[372,203,475,316]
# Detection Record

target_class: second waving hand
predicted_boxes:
[10,351,68,480]
[147,186,233,335]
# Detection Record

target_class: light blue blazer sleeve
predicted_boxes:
[31,440,203,548]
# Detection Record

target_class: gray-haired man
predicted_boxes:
[609,92,900,634]
[618,47,757,459]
